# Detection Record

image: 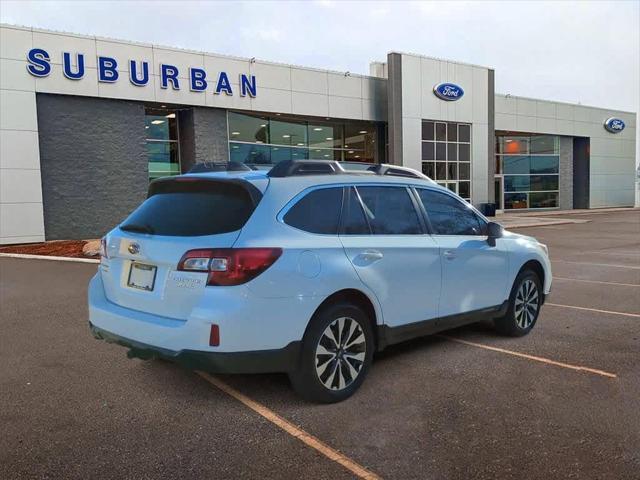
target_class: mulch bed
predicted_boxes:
[0,240,99,258]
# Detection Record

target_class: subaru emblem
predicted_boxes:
[128,242,140,255]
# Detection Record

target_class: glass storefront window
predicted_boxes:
[228,112,269,143]
[270,118,307,147]
[530,135,559,154]
[145,108,180,180]
[496,133,560,209]
[421,120,472,201]
[228,112,378,166]
[530,156,559,174]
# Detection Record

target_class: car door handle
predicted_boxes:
[443,250,457,260]
[357,250,384,262]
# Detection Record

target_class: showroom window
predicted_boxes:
[495,134,560,209]
[145,108,180,180]
[228,112,379,165]
[421,121,471,202]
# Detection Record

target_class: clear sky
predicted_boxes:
[2,0,639,161]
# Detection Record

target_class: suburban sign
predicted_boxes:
[603,117,625,134]
[433,82,464,101]
[25,48,257,97]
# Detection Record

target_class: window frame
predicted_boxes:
[412,186,488,237]
[277,185,345,236]
[348,185,427,236]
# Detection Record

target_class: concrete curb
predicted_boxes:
[0,253,100,264]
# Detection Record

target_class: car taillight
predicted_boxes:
[177,248,282,286]
[100,237,108,259]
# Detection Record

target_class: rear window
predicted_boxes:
[120,179,259,236]
[283,187,343,234]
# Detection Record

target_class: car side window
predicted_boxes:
[417,188,486,236]
[283,187,343,234]
[355,186,422,235]
[341,187,371,234]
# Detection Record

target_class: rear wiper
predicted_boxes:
[120,223,155,234]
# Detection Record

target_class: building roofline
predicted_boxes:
[496,92,637,115]
[387,50,494,71]
[0,22,381,80]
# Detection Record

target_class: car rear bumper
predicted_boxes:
[90,322,301,374]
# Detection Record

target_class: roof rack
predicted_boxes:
[367,164,429,180]
[188,161,254,173]
[267,160,428,180]
[267,160,345,177]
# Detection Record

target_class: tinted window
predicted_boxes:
[341,187,370,235]
[356,186,422,235]
[284,188,343,234]
[418,189,485,236]
[121,180,257,236]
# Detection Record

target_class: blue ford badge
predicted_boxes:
[604,117,625,133]
[433,83,464,101]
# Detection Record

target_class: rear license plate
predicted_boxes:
[127,262,157,291]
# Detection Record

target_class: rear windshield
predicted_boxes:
[120,179,259,236]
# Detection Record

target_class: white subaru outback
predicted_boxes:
[89,160,551,403]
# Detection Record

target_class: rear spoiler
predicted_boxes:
[147,176,263,207]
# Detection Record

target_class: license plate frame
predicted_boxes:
[127,262,157,291]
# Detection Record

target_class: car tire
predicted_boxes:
[494,269,542,337]
[289,302,374,403]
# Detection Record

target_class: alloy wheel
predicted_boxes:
[514,279,539,329]
[315,317,366,391]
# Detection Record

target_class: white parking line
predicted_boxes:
[196,372,382,480]
[553,277,639,287]
[546,303,640,318]
[553,259,640,270]
[440,335,617,378]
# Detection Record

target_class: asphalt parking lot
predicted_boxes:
[1,210,639,479]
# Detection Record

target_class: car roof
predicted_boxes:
[184,169,441,189]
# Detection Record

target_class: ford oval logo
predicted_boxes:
[433,83,464,101]
[128,242,140,255]
[604,117,625,133]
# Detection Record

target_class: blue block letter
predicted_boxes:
[215,71,233,95]
[98,56,119,82]
[62,52,85,80]
[26,48,51,77]
[190,68,208,92]
[239,74,257,97]
[129,60,149,86]
[160,64,180,90]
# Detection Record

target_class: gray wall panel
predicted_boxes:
[36,93,147,240]
[386,53,403,165]
[559,136,574,210]
[192,107,229,164]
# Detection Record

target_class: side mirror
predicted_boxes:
[486,221,503,247]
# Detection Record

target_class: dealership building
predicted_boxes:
[0,23,637,244]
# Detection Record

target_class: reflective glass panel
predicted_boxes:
[529,192,559,208]
[530,156,559,174]
[422,121,434,141]
[309,122,342,149]
[504,193,528,209]
[228,112,269,143]
[271,119,307,146]
[503,156,530,175]
[229,143,271,165]
[422,142,435,161]
[504,175,530,192]
[530,135,558,154]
